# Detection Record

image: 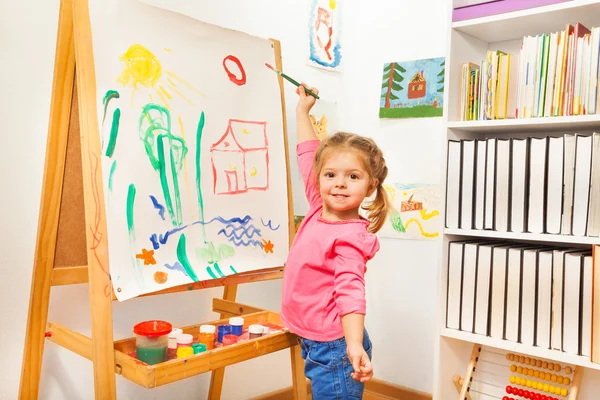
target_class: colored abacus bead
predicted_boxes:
[506,385,513,394]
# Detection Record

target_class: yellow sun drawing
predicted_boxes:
[117,44,205,110]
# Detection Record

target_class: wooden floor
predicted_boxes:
[251,378,432,400]
[352,391,390,400]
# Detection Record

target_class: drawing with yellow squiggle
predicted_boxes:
[380,183,442,240]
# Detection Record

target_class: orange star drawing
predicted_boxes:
[136,248,156,265]
[262,239,274,254]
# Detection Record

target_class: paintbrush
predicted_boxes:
[264,63,320,99]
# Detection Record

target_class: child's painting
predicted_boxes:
[308,0,342,71]
[90,0,290,300]
[379,183,442,240]
[309,100,338,141]
[379,57,445,119]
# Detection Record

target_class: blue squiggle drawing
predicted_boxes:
[165,261,188,277]
[228,237,263,248]
[218,224,261,240]
[150,195,166,221]
[261,218,280,231]
[149,215,254,249]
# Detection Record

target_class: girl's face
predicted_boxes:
[318,150,374,221]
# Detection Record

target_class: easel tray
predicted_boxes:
[47,310,296,388]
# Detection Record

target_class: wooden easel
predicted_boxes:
[18,0,308,398]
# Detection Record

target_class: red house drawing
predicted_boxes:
[210,119,269,195]
[408,70,426,99]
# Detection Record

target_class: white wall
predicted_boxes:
[0,0,447,398]
[341,1,448,392]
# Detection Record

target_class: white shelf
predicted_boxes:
[437,2,600,398]
[444,228,600,245]
[441,328,600,371]
[452,0,600,43]
[447,114,600,133]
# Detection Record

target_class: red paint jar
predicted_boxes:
[222,334,238,346]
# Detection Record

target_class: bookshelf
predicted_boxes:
[436,1,600,399]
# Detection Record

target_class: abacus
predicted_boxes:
[456,344,583,400]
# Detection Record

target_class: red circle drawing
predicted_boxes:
[223,55,246,86]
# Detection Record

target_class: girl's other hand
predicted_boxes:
[346,342,374,383]
[296,84,318,113]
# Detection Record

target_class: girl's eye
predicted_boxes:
[350,174,359,179]
[325,172,334,178]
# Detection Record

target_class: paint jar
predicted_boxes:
[222,334,238,346]
[217,324,232,343]
[199,325,216,350]
[167,328,183,360]
[133,320,172,365]
[263,326,270,335]
[229,317,244,336]
[177,333,194,348]
[249,324,264,339]
[192,343,207,354]
[176,346,194,358]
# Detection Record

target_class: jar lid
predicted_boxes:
[200,325,216,334]
[133,320,172,337]
[177,333,194,344]
[168,329,182,339]
[192,343,207,354]
[229,317,244,326]
[177,347,194,358]
[249,324,264,334]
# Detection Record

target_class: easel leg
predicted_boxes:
[208,284,238,399]
[71,0,117,396]
[290,344,309,400]
[18,0,76,398]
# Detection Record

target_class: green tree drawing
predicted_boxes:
[139,103,188,227]
[437,60,445,93]
[381,62,406,108]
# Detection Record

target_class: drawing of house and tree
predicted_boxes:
[379,57,445,119]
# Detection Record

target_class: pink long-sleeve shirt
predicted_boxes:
[280,140,380,341]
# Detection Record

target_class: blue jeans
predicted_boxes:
[298,330,373,399]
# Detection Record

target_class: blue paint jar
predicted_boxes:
[229,317,244,336]
[217,324,232,342]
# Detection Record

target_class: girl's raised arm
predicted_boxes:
[295,85,319,143]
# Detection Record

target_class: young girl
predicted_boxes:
[281,85,391,399]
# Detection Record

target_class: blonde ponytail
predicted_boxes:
[363,179,391,234]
